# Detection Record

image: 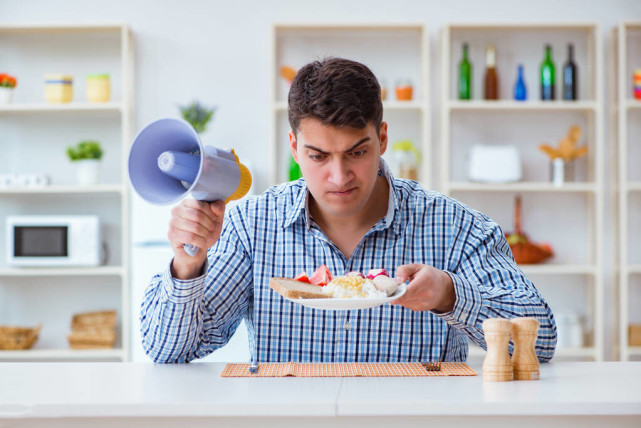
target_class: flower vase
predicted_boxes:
[551,158,575,187]
[0,87,14,104]
[76,159,101,186]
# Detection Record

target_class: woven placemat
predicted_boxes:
[221,362,476,377]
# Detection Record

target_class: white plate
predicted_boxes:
[285,283,407,311]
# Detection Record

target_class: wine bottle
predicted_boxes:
[563,43,578,100]
[514,64,527,101]
[458,43,472,100]
[289,155,302,181]
[540,44,556,101]
[484,44,499,100]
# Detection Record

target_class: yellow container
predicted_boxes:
[86,74,110,103]
[45,74,73,103]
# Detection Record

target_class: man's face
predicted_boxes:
[289,118,388,219]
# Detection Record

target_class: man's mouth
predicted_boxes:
[329,187,356,196]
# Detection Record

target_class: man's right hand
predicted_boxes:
[168,199,225,280]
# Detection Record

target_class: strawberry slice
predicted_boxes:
[310,264,332,286]
[366,268,389,280]
[294,271,311,283]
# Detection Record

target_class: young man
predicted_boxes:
[141,57,556,364]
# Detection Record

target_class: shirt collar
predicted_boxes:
[281,158,402,235]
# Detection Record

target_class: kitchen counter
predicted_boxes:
[1,362,640,428]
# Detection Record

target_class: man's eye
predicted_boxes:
[350,150,367,158]
[309,153,327,161]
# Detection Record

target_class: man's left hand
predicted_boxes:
[390,264,456,313]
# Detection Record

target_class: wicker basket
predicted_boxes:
[71,310,116,330]
[0,324,42,350]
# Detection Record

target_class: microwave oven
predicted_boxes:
[6,215,102,267]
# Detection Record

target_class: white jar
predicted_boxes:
[556,313,584,348]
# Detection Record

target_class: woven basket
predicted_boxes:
[68,328,116,349]
[0,324,42,350]
[510,242,553,265]
[71,310,116,330]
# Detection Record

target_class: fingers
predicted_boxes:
[394,263,423,283]
[168,199,225,253]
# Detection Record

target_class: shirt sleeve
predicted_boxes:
[139,210,253,363]
[436,209,557,362]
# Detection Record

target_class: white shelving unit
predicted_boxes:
[440,23,604,361]
[270,24,430,188]
[614,22,641,361]
[0,24,134,361]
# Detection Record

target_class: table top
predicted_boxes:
[1,361,640,419]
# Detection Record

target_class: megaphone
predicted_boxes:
[128,118,252,256]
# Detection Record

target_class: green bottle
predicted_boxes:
[458,43,472,100]
[288,154,302,181]
[540,44,556,101]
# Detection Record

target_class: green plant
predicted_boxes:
[66,140,103,161]
[179,101,216,134]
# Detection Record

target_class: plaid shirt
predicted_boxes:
[140,161,557,363]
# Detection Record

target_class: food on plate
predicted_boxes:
[271,266,400,300]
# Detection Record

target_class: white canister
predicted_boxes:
[555,313,584,348]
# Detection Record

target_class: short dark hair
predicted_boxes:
[287,57,383,135]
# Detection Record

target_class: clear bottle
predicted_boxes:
[540,44,556,101]
[458,43,472,100]
[483,44,499,100]
[514,64,527,101]
[563,43,578,100]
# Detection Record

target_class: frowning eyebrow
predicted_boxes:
[303,137,370,155]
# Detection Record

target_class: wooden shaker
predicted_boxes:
[511,317,540,380]
[482,318,513,382]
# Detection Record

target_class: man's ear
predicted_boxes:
[289,130,298,162]
[379,121,388,156]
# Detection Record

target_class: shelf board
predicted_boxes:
[0,184,124,195]
[624,182,641,192]
[626,100,641,110]
[0,23,126,33]
[274,100,425,112]
[519,265,597,275]
[448,182,596,193]
[447,100,598,112]
[627,265,641,274]
[0,348,125,361]
[627,347,641,356]
[0,102,123,113]
[0,266,125,277]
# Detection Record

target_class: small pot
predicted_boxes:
[75,159,101,186]
[551,158,574,187]
[0,87,14,104]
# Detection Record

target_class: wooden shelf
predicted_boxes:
[447,100,598,112]
[0,266,125,277]
[0,349,125,361]
[0,102,123,113]
[519,265,597,276]
[0,184,124,195]
[448,182,597,193]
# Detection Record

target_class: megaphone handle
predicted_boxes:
[183,244,200,257]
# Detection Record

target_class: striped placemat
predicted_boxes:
[221,362,476,377]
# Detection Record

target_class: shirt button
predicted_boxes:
[344,321,351,331]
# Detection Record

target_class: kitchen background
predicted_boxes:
[1,0,640,363]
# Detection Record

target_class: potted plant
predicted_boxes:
[0,73,17,104]
[66,140,103,185]
[179,101,216,134]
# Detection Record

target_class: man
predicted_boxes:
[141,57,556,364]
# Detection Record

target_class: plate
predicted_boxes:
[285,283,407,311]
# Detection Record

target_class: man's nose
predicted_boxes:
[328,158,352,187]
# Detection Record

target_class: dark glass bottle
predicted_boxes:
[563,43,578,100]
[484,44,499,100]
[514,64,527,101]
[288,155,302,181]
[458,43,472,100]
[540,44,556,100]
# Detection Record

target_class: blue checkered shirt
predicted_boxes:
[140,162,557,364]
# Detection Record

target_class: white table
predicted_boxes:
[1,362,640,428]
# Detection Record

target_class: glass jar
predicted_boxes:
[86,74,111,103]
[44,74,73,103]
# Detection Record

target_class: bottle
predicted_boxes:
[540,44,556,101]
[288,155,302,181]
[514,64,527,101]
[563,43,578,100]
[458,43,472,100]
[483,44,499,100]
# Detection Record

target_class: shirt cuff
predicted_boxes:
[435,271,483,329]
[161,258,207,304]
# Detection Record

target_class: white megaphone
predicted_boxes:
[128,118,252,256]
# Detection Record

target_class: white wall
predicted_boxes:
[3,0,641,360]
